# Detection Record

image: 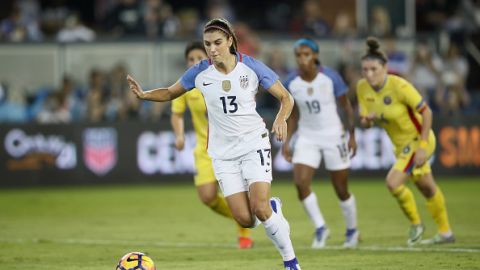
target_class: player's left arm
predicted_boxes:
[338,94,357,158]
[401,80,432,166]
[415,103,433,166]
[329,67,357,157]
[267,80,294,143]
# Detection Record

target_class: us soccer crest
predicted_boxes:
[83,127,118,176]
[222,80,231,91]
[307,87,314,96]
[239,75,249,89]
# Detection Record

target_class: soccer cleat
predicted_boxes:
[311,226,330,249]
[284,257,301,270]
[343,228,360,248]
[420,234,455,245]
[270,197,290,233]
[238,236,254,249]
[407,224,425,246]
[270,197,283,216]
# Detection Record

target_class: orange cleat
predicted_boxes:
[238,236,254,249]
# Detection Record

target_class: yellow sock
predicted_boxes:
[392,185,422,225]
[207,194,233,218]
[208,194,251,238]
[426,186,451,234]
[237,224,251,238]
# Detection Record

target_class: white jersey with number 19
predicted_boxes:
[180,53,279,160]
[284,66,348,137]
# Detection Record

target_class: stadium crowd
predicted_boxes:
[0,0,479,123]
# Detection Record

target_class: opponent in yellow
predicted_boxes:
[356,37,454,245]
[170,41,253,249]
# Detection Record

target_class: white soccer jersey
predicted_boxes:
[180,53,278,159]
[285,66,348,137]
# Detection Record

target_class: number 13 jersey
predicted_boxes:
[180,52,279,159]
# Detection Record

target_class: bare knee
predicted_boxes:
[251,200,271,221]
[232,212,255,228]
[295,185,311,201]
[386,175,403,193]
[197,183,218,206]
[415,177,436,198]
[385,170,408,193]
[385,180,398,193]
[335,188,350,201]
[294,165,314,200]
[330,171,350,200]
[294,176,312,200]
[417,185,435,198]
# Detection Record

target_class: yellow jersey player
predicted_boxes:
[356,37,454,245]
[170,41,253,249]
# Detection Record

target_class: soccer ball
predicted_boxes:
[116,252,156,270]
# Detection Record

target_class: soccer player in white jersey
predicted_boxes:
[282,38,360,248]
[127,18,301,270]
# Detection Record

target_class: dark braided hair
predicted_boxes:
[361,37,388,65]
[203,18,238,54]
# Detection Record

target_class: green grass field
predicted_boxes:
[1,177,479,270]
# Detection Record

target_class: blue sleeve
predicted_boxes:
[242,54,279,90]
[180,60,209,91]
[322,66,348,97]
[283,71,299,92]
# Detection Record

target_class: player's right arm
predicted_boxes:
[356,80,376,128]
[171,113,185,150]
[127,75,187,102]
[170,94,187,150]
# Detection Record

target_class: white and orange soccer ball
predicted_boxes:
[115,252,156,270]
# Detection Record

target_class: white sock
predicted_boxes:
[262,212,296,261]
[339,194,357,230]
[302,192,326,229]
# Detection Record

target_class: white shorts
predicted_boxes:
[292,133,350,171]
[212,135,272,197]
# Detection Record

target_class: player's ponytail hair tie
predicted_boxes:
[361,36,388,64]
[204,18,238,54]
[294,38,319,54]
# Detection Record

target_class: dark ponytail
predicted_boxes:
[203,18,238,54]
[361,37,387,64]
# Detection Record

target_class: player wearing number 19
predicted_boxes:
[282,38,359,249]
[127,18,301,270]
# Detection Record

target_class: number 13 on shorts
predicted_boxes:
[256,148,271,172]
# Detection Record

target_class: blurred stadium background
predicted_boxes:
[0,0,479,269]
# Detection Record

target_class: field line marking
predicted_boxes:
[1,238,479,253]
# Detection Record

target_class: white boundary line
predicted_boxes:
[2,238,480,253]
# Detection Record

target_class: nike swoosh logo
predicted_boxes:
[126,257,138,262]
[203,82,213,86]
[265,169,271,173]
[271,228,279,235]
